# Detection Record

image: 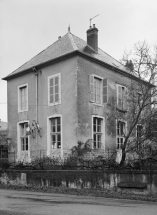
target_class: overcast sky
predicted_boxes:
[0,0,157,122]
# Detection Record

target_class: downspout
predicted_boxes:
[32,67,38,156]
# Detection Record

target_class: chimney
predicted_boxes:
[125,60,134,72]
[86,24,98,52]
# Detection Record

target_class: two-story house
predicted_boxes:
[3,25,145,162]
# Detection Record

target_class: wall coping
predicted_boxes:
[1,169,157,174]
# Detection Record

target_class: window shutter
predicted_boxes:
[55,76,59,103]
[103,78,108,104]
[89,75,95,102]
[49,77,54,104]
[117,85,122,108]
[124,88,128,110]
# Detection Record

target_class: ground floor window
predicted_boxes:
[93,117,103,149]
[0,146,8,159]
[19,122,28,151]
[117,120,126,149]
[50,117,61,149]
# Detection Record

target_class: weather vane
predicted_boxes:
[90,14,100,27]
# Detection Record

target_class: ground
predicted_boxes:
[0,189,157,215]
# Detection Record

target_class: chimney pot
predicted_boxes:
[93,24,95,28]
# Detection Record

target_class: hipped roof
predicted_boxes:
[3,31,134,80]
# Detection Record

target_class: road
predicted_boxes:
[0,189,157,215]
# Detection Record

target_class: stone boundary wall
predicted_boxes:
[0,170,157,196]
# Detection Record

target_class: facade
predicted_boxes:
[3,25,144,162]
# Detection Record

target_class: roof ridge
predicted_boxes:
[68,32,78,50]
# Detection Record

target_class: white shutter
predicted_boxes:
[89,75,95,102]
[54,76,59,103]
[103,78,108,104]
[49,77,54,104]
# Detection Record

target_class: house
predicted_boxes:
[2,25,149,162]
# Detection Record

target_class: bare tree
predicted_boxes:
[110,41,157,165]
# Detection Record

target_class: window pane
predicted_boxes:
[51,135,56,146]
[50,87,54,95]
[50,95,54,103]
[55,76,59,85]
[26,137,28,151]
[97,125,101,132]
[50,78,54,87]
[58,134,61,142]
[21,138,24,151]
[97,134,101,144]
[57,124,60,132]
[55,94,59,102]
[57,142,61,148]
[97,118,101,126]
[57,117,60,124]
[55,85,59,94]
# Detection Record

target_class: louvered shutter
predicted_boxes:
[90,75,95,102]
[117,85,122,108]
[103,78,108,104]
[54,76,59,103]
[49,77,54,104]
[124,88,128,110]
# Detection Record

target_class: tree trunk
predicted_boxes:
[120,147,126,166]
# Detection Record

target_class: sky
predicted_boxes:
[0,0,157,122]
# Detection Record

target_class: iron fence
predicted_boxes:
[0,149,157,170]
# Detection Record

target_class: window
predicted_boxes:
[48,74,61,105]
[90,75,108,105]
[93,117,103,149]
[50,117,61,149]
[117,120,126,149]
[19,122,28,151]
[117,84,127,110]
[18,84,28,112]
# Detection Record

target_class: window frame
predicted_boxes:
[90,74,104,106]
[116,84,127,110]
[18,83,28,113]
[48,73,61,106]
[50,117,61,149]
[17,120,30,162]
[47,114,63,158]
[92,115,105,150]
[116,119,127,149]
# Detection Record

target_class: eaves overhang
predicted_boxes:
[2,50,154,87]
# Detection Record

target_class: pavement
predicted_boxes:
[0,189,157,215]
